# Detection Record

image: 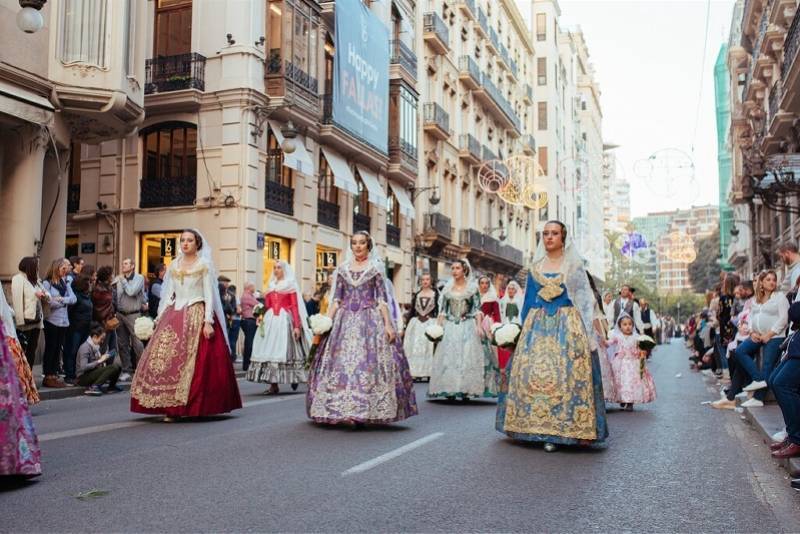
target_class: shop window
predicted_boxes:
[139,231,182,279]
[263,236,291,289]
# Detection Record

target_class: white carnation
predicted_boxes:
[134,316,155,341]
[308,314,333,335]
[425,324,444,342]
[495,323,521,347]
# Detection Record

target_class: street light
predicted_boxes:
[17,0,46,34]
[408,185,440,205]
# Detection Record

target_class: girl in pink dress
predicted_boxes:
[607,314,656,411]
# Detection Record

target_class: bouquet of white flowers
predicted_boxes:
[490,322,504,336]
[253,303,265,318]
[425,324,444,343]
[308,314,333,336]
[637,334,656,351]
[134,316,155,341]
[493,323,521,349]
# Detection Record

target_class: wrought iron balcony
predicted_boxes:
[284,60,319,94]
[459,56,481,89]
[425,212,452,240]
[265,180,294,216]
[483,234,500,256]
[317,199,340,229]
[783,9,800,80]
[145,53,206,94]
[423,102,450,140]
[483,145,497,161]
[423,12,449,55]
[388,136,418,172]
[139,176,196,208]
[387,224,401,247]
[500,244,524,266]
[459,133,481,163]
[460,228,484,249]
[478,73,521,132]
[353,213,371,234]
[509,58,518,79]
[526,84,533,102]
[67,184,80,213]
[768,83,782,128]
[390,40,417,80]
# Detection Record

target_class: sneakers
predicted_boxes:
[735,391,749,400]
[741,398,764,408]
[772,429,789,442]
[84,385,103,397]
[791,479,800,491]
[711,399,736,410]
[118,372,133,382]
[103,385,124,394]
[743,380,768,392]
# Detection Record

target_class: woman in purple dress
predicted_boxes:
[306,231,418,426]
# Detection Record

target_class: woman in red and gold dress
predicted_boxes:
[478,275,501,397]
[131,229,242,421]
[246,261,311,394]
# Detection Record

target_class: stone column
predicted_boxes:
[38,148,70,269]
[0,124,48,279]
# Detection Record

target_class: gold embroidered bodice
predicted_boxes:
[160,260,214,322]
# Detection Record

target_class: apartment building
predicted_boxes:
[656,205,718,293]
[416,0,535,282]
[0,0,146,279]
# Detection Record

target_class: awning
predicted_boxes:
[320,147,359,195]
[356,165,387,207]
[268,120,314,175]
[389,181,415,220]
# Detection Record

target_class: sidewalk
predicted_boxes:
[742,404,800,478]
[32,363,248,401]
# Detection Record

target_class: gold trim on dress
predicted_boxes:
[531,270,565,302]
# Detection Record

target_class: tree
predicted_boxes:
[688,229,722,294]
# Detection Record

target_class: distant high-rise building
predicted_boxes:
[656,205,719,293]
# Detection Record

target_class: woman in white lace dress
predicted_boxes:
[403,273,438,380]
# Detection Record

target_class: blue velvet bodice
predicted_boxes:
[520,272,574,324]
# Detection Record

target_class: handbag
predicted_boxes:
[104,316,120,331]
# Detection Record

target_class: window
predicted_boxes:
[142,122,197,180]
[353,170,370,216]
[155,0,192,57]
[538,146,548,175]
[398,86,418,155]
[386,190,400,227]
[266,129,293,187]
[60,0,110,68]
[537,57,547,86]
[537,102,547,130]
[318,154,338,204]
[536,13,546,41]
[267,0,318,88]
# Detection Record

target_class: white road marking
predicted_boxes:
[341,432,445,476]
[38,395,303,442]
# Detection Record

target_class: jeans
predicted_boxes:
[769,358,800,445]
[228,318,241,362]
[63,324,90,381]
[240,318,257,371]
[714,335,729,371]
[734,337,784,401]
[42,321,67,377]
[77,362,122,388]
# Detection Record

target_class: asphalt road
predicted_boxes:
[1,339,798,533]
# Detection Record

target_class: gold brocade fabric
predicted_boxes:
[130,303,204,408]
[532,270,565,302]
[502,307,597,440]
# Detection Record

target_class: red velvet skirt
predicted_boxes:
[130,303,242,417]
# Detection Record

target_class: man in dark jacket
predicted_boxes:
[770,302,800,460]
[64,274,93,385]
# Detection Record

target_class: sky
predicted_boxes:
[558,0,736,217]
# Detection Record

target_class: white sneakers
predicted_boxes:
[742,380,768,392]
[741,398,765,408]
[772,429,789,442]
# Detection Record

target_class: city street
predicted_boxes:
[1,340,798,532]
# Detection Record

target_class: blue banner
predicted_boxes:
[333,0,389,153]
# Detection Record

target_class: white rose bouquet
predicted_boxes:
[493,323,521,349]
[425,324,444,343]
[308,314,333,336]
[134,316,155,341]
[253,303,265,318]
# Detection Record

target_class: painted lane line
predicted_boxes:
[341,432,445,476]
[38,395,303,442]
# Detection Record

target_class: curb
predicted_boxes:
[37,369,248,401]
[742,405,800,478]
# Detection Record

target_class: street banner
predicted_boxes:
[333,0,389,153]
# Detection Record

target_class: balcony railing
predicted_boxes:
[145,53,206,94]
[426,212,452,239]
[489,27,500,52]
[522,134,536,153]
[389,136,418,170]
[265,180,294,216]
[390,40,417,79]
[387,224,401,247]
[284,60,319,94]
[483,234,500,256]
[353,212,371,234]
[423,102,450,136]
[769,83,781,127]
[509,58,518,79]
[460,228,483,249]
[477,8,488,36]
[459,0,475,18]
[459,55,481,86]
[783,9,800,79]
[317,199,340,229]
[483,145,497,161]
[526,84,533,102]
[423,12,449,53]
[139,176,196,208]
[500,244,524,266]
[480,73,521,131]
[459,133,481,160]
[67,184,80,213]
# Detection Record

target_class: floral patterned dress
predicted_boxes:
[608,331,657,404]
[0,325,41,477]
[306,266,417,424]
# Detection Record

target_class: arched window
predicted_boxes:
[140,122,197,208]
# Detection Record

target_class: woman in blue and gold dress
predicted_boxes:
[496,220,608,451]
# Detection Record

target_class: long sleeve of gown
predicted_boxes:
[520,273,537,324]
[289,293,301,329]
[202,266,215,323]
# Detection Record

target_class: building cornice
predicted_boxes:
[501,0,535,56]
[0,62,54,102]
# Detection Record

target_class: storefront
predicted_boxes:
[139,231,182,278]
[315,245,339,290]
[65,235,79,259]
[262,234,292,289]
